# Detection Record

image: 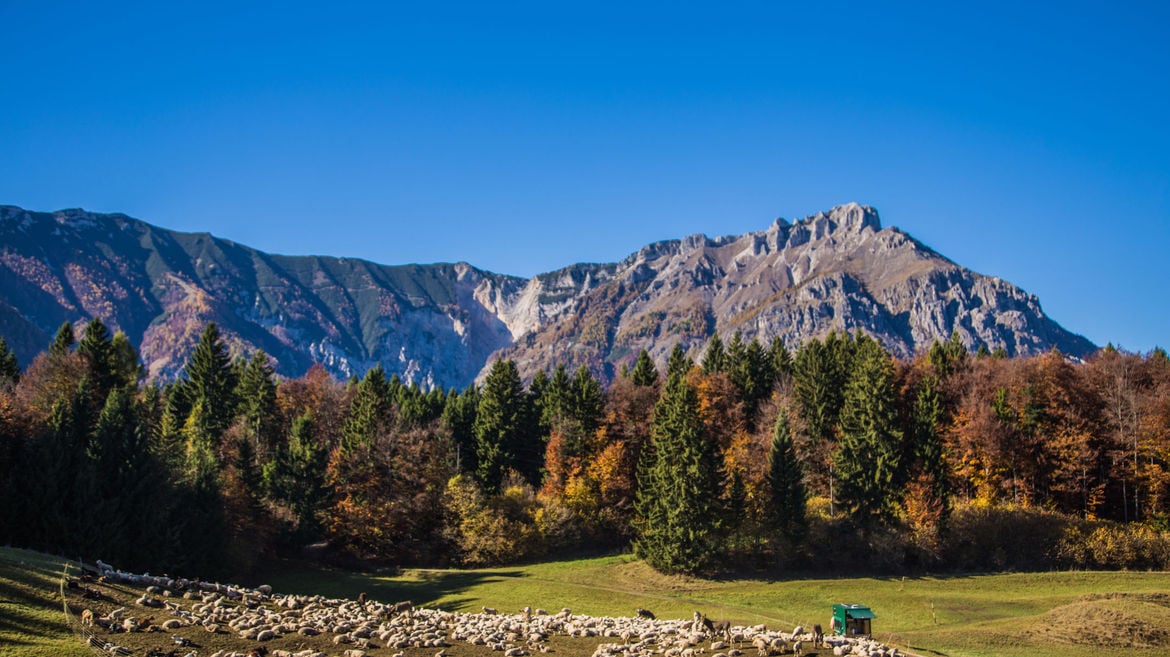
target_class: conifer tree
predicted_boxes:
[0,337,19,386]
[442,384,480,473]
[236,350,278,455]
[701,334,727,374]
[665,344,694,382]
[630,349,659,387]
[766,409,807,542]
[109,331,142,387]
[835,335,903,524]
[792,332,853,493]
[49,321,75,355]
[769,335,793,382]
[180,323,238,444]
[341,364,391,450]
[291,412,328,527]
[906,374,951,533]
[473,359,536,492]
[78,317,116,401]
[568,364,603,448]
[634,356,720,574]
[729,335,773,425]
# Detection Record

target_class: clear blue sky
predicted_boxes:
[1,1,1167,352]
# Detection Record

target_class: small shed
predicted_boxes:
[832,603,875,637]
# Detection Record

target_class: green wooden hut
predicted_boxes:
[831,603,875,637]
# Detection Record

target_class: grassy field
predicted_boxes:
[4,546,1170,657]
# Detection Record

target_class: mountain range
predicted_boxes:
[0,203,1096,388]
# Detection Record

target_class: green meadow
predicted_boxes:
[5,546,1169,657]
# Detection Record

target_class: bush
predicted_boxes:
[942,503,1072,572]
[1055,522,1170,570]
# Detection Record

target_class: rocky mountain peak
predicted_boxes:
[0,202,1096,389]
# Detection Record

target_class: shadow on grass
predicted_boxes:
[0,550,70,643]
[258,560,527,611]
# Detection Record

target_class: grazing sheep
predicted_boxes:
[791,640,802,656]
[791,626,804,639]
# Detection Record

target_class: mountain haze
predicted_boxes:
[0,203,1095,387]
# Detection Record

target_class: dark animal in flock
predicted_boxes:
[358,591,368,606]
[812,624,823,646]
[699,614,732,640]
[636,608,656,620]
[246,647,269,657]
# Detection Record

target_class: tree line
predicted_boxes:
[1,321,1168,578]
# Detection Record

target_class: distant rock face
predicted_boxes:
[0,203,1096,388]
[488,203,1096,382]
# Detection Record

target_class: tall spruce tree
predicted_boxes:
[634,355,721,574]
[78,317,117,405]
[630,349,659,387]
[701,334,728,374]
[180,323,238,444]
[769,335,793,382]
[442,384,480,474]
[835,335,903,524]
[49,321,75,355]
[908,374,952,531]
[792,332,853,493]
[766,409,807,542]
[665,343,694,382]
[237,350,279,456]
[473,359,535,492]
[341,364,391,450]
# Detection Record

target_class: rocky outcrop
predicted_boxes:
[489,203,1096,382]
[0,202,1095,388]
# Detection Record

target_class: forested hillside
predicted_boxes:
[0,321,1166,578]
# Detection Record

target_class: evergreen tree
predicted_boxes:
[442,384,480,473]
[792,332,853,493]
[633,357,721,574]
[701,334,728,374]
[766,409,807,542]
[180,323,238,444]
[271,411,329,536]
[568,364,603,449]
[928,330,968,378]
[907,374,952,532]
[49,321,75,355]
[0,337,19,386]
[340,364,391,450]
[630,349,659,387]
[236,350,278,456]
[835,335,903,524]
[78,317,116,401]
[109,331,142,387]
[665,344,694,382]
[769,335,793,382]
[541,365,572,431]
[473,359,536,492]
[729,334,773,425]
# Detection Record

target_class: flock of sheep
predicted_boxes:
[72,561,902,657]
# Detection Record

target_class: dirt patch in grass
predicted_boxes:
[1022,593,1170,649]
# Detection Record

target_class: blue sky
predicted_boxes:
[1,1,1167,352]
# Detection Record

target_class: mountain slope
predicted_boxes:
[0,203,1096,387]
[492,203,1096,381]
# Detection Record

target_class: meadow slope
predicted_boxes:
[4,547,1170,657]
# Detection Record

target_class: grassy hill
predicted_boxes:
[5,546,1170,657]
